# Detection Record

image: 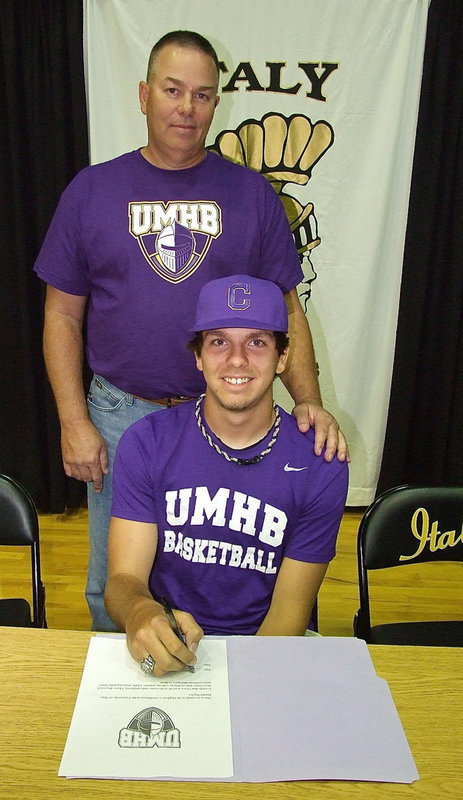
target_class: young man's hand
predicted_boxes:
[125,597,203,676]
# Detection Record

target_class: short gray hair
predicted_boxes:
[146,30,220,83]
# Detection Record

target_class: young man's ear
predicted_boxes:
[194,335,204,372]
[276,347,289,375]
[195,351,203,373]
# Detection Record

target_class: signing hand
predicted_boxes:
[126,598,203,677]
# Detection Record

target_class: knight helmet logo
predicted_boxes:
[157,220,194,273]
[128,201,222,284]
[118,706,181,748]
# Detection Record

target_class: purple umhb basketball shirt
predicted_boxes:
[111,401,348,635]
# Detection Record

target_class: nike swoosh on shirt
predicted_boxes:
[284,463,308,472]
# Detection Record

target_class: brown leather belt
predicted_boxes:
[134,395,193,407]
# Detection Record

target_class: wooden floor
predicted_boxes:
[1,508,462,634]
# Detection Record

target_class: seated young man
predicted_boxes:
[104,275,348,675]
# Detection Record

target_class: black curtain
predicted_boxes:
[0,0,88,510]
[377,0,463,493]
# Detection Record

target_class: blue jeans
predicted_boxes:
[86,375,164,631]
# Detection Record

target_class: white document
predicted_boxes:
[59,636,233,779]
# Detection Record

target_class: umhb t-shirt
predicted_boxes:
[33,150,302,398]
[111,401,348,635]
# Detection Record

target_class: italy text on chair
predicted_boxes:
[354,485,463,646]
[0,474,47,627]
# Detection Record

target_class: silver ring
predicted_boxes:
[140,654,155,674]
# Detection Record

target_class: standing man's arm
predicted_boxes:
[43,285,108,490]
[282,289,349,463]
[256,557,328,636]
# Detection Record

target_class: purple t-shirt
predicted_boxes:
[34,150,303,398]
[111,401,348,635]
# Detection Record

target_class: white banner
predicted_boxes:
[84,0,429,504]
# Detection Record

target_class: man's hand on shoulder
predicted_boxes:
[292,402,349,463]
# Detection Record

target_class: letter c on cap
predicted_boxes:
[228,282,251,311]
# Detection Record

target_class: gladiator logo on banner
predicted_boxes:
[208,112,334,308]
[128,201,222,284]
[118,707,181,748]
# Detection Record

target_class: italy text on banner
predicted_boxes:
[84,0,429,504]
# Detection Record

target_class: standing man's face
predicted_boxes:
[139,44,220,170]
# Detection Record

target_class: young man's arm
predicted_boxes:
[256,556,328,636]
[104,516,202,675]
[282,288,349,463]
[43,285,108,490]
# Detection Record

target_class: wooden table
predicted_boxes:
[0,627,461,799]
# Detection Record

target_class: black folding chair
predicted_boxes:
[354,485,463,646]
[0,474,47,627]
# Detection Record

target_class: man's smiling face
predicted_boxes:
[195,328,287,413]
[139,44,220,169]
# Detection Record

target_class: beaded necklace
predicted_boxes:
[195,394,280,466]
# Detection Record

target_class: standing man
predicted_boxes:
[105,275,348,675]
[34,30,347,632]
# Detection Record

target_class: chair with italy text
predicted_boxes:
[0,474,47,627]
[354,485,463,646]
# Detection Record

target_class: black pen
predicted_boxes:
[160,595,195,673]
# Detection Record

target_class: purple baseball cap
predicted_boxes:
[190,274,288,334]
